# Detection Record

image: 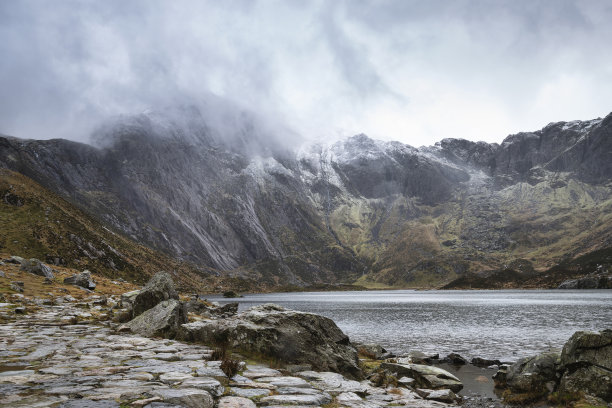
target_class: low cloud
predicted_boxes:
[1,0,611,147]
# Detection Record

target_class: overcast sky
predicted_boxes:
[1,0,611,146]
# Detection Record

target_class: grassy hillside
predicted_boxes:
[0,169,218,292]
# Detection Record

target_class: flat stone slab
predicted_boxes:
[179,377,225,396]
[261,393,332,406]
[230,387,272,398]
[242,367,283,379]
[219,396,257,408]
[159,371,194,383]
[196,367,226,377]
[276,387,324,395]
[256,376,310,388]
[57,400,120,408]
[336,392,362,402]
[153,388,214,408]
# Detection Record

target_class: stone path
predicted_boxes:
[0,296,456,408]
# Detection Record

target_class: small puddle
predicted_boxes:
[436,363,503,400]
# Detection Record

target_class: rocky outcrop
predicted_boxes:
[19,258,54,279]
[380,362,463,392]
[504,351,559,394]
[497,329,612,403]
[63,270,96,290]
[558,329,612,401]
[558,274,612,289]
[132,271,178,317]
[120,299,186,338]
[181,303,362,379]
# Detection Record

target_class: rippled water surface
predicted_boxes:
[207,290,612,361]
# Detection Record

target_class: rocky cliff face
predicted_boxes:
[1,110,611,287]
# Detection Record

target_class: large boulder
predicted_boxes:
[181,303,362,379]
[120,299,186,338]
[132,271,178,317]
[20,258,54,279]
[63,270,96,290]
[185,300,238,318]
[504,351,560,394]
[380,362,463,392]
[558,329,612,401]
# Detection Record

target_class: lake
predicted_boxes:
[205,289,612,362]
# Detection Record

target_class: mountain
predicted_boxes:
[0,168,220,291]
[1,109,611,288]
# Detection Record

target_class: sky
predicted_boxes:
[1,0,611,147]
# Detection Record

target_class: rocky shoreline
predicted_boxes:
[1,266,611,408]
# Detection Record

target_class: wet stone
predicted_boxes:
[242,366,283,379]
[219,396,257,408]
[256,376,311,388]
[180,377,225,396]
[159,371,194,383]
[260,393,332,406]
[231,387,273,398]
[153,388,214,408]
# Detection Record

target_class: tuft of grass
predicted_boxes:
[502,389,549,405]
[220,358,240,378]
[548,390,583,406]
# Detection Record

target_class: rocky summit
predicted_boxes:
[1,109,612,288]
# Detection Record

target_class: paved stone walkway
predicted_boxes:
[0,296,455,408]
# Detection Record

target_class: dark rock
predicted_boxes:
[120,299,186,338]
[63,270,96,290]
[181,303,362,379]
[380,362,463,392]
[504,351,559,393]
[132,272,178,317]
[20,258,54,279]
[184,300,238,318]
[14,306,26,314]
[223,291,239,298]
[43,277,53,285]
[445,353,467,365]
[10,281,24,293]
[471,357,502,367]
[558,329,612,401]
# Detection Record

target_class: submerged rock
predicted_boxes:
[181,303,362,379]
[380,363,462,392]
[120,299,186,338]
[132,272,178,317]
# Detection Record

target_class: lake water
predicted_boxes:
[206,289,612,362]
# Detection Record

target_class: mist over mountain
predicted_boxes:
[1,105,610,288]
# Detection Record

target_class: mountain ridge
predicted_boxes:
[1,110,611,288]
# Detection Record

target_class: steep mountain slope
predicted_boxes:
[1,110,610,288]
[0,169,216,291]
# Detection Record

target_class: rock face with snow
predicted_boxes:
[1,109,611,287]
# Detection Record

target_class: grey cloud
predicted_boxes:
[0,0,610,147]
